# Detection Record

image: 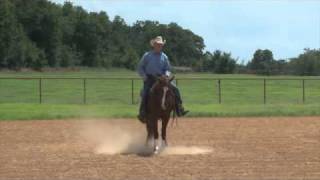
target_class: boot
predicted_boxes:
[176,104,189,117]
[137,110,146,124]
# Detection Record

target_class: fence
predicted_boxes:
[0,77,319,104]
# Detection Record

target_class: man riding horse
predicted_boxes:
[137,36,189,123]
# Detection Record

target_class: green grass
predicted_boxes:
[0,68,319,120]
[1,103,320,121]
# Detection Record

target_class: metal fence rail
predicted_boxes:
[0,77,319,104]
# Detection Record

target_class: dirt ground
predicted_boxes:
[1,117,320,180]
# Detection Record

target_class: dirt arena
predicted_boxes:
[1,117,320,180]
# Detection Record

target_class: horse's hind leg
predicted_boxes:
[161,116,170,146]
[154,119,159,140]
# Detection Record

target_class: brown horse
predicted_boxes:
[145,75,176,154]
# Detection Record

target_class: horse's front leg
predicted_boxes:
[146,117,159,154]
[161,115,170,147]
[153,119,160,154]
[145,118,154,148]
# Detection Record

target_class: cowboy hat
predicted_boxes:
[150,36,166,47]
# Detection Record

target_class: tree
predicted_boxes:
[248,49,274,75]
[289,49,320,76]
[212,50,236,74]
[1,0,208,71]
[123,48,139,70]
[196,50,236,73]
[0,0,46,70]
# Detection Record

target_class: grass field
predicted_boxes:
[0,68,319,120]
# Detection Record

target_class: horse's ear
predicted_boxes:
[169,75,175,82]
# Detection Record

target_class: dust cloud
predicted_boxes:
[161,146,212,155]
[80,120,212,155]
[80,120,147,155]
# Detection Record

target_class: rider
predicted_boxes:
[137,36,189,123]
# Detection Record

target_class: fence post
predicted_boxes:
[83,78,86,104]
[218,79,221,104]
[39,78,42,104]
[263,79,266,104]
[302,79,305,104]
[131,79,134,104]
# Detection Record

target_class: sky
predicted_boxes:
[51,0,320,62]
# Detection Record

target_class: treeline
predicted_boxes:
[0,0,204,70]
[245,48,320,76]
[0,0,318,75]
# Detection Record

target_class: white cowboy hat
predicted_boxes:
[150,36,166,47]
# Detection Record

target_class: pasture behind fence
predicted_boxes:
[0,77,319,104]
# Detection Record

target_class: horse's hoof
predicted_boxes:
[154,146,160,154]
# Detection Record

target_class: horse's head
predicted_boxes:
[150,75,175,93]
[150,75,175,110]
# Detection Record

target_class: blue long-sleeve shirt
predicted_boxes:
[137,51,171,79]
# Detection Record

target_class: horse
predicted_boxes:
[145,75,176,154]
